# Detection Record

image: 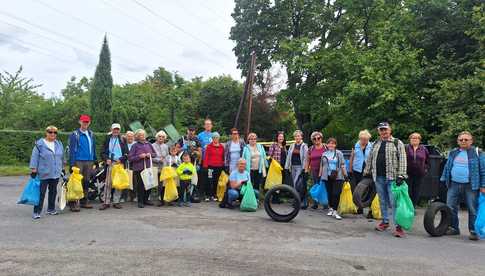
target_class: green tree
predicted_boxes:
[90,36,113,131]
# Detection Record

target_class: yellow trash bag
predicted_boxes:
[371,194,382,220]
[264,159,283,190]
[337,181,358,214]
[217,171,228,202]
[66,167,84,201]
[111,164,130,190]
[163,178,179,202]
[160,166,178,181]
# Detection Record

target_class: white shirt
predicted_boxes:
[43,139,55,152]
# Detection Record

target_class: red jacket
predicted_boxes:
[203,142,225,168]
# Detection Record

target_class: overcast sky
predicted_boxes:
[0,0,240,97]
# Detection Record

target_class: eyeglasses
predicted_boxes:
[458,139,470,142]
[47,131,57,134]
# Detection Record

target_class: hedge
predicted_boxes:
[0,130,106,165]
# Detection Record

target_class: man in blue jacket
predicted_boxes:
[440,131,485,241]
[68,114,96,211]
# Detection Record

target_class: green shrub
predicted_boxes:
[0,130,106,165]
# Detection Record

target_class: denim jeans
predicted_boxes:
[228,188,259,203]
[375,176,396,225]
[34,178,59,214]
[446,181,478,233]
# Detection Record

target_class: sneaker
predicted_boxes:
[211,197,217,202]
[393,226,405,238]
[445,227,460,236]
[46,210,58,215]
[177,202,183,207]
[375,222,390,232]
[327,208,334,216]
[204,197,210,202]
[184,202,192,207]
[333,212,342,220]
[32,213,41,220]
[469,231,479,241]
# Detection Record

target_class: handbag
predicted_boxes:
[141,156,157,190]
[127,163,134,190]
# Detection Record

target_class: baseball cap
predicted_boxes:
[377,122,390,129]
[111,123,121,130]
[79,114,91,122]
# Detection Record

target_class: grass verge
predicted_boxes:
[0,165,30,176]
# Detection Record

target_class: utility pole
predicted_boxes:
[245,53,256,138]
[233,52,256,137]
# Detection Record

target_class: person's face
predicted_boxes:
[138,133,146,142]
[312,135,322,145]
[457,134,473,149]
[112,128,120,136]
[327,141,336,150]
[126,133,134,143]
[80,120,90,129]
[231,130,239,141]
[188,129,195,137]
[295,133,302,143]
[170,148,177,155]
[182,154,191,163]
[157,135,165,143]
[238,161,246,172]
[248,135,257,145]
[213,136,220,144]
[409,135,420,146]
[45,129,57,141]
[277,133,284,143]
[378,127,391,139]
[359,136,369,145]
[204,121,212,131]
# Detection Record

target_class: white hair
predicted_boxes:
[156,130,167,139]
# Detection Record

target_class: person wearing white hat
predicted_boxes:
[99,123,129,210]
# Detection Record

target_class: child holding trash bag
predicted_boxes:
[28,126,64,219]
[164,146,181,168]
[177,152,197,207]
[319,138,348,220]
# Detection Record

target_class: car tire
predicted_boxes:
[424,201,452,237]
[264,185,301,222]
[352,178,376,208]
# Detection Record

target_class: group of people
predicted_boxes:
[28,115,485,240]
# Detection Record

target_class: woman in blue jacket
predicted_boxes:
[242,132,268,191]
[29,126,65,219]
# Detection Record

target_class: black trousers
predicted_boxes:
[206,166,223,198]
[34,178,58,213]
[178,180,191,203]
[351,171,364,212]
[158,172,165,202]
[407,174,424,206]
[250,170,263,191]
[134,171,150,204]
[325,179,343,210]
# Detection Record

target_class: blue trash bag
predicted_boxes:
[475,193,485,239]
[310,180,328,205]
[17,177,41,206]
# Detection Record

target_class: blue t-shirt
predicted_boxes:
[109,137,123,161]
[229,170,250,188]
[451,150,469,184]
[324,150,338,175]
[198,131,213,157]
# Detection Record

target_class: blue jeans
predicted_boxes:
[375,176,396,225]
[446,182,478,233]
[228,188,259,203]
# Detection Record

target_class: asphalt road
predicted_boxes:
[1,176,483,276]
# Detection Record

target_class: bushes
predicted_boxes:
[0,130,105,165]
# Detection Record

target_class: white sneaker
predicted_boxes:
[333,212,342,220]
[327,208,334,216]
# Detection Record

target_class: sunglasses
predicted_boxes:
[312,137,322,141]
[458,139,470,142]
[232,132,239,135]
[47,131,57,134]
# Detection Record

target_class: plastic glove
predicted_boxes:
[183,169,192,175]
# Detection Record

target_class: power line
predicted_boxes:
[0,11,143,74]
[131,0,233,60]
[34,0,178,65]
[0,18,132,82]
[99,0,186,48]
[173,1,228,37]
